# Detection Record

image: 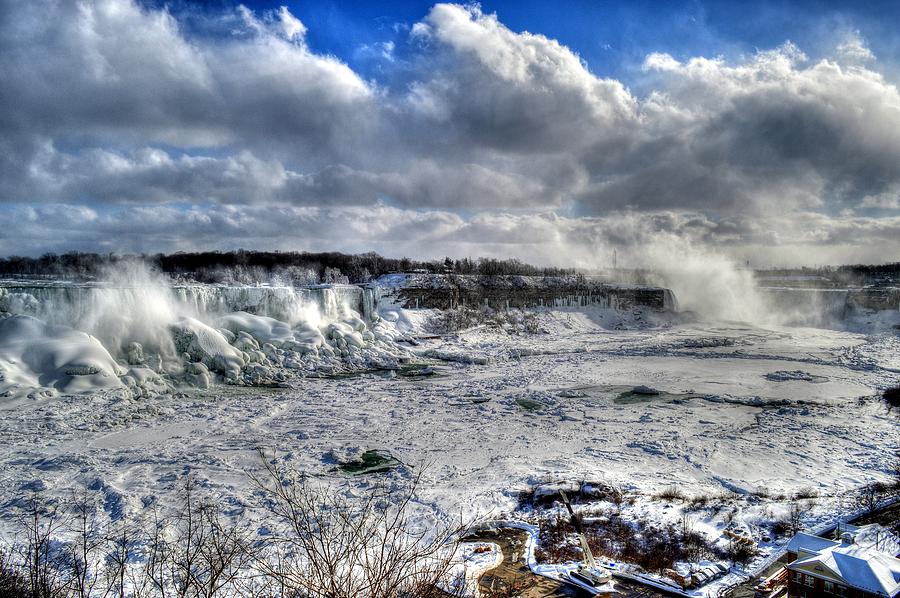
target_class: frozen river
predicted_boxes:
[0,308,896,540]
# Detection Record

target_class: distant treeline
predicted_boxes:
[755,263,900,287]
[0,250,575,284]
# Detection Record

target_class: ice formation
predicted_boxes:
[0,270,408,400]
[2,267,897,403]
[0,314,124,396]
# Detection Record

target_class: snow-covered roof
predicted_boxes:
[790,537,900,597]
[787,532,840,554]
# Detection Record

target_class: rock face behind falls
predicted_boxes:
[372,273,676,311]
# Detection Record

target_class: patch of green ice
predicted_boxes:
[338,450,400,475]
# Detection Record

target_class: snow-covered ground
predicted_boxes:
[0,280,897,592]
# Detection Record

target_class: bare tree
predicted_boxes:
[785,501,805,536]
[16,495,72,597]
[103,520,143,598]
[248,450,468,598]
[0,548,31,597]
[65,491,108,598]
[141,478,253,598]
[2,460,477,598]
[856,483,884,514]
[725,538,757,570]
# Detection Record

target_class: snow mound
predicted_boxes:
[121,366,170,397]
[0,315,124,398]
[290,321,327,351]
[216,311,330,357]
[170,317,245,378]
[217,311,296,346]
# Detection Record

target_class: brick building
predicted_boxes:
[785,533,900,598]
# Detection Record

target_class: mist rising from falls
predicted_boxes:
[0,262,376,363]
[622,244,899,330]
[760,288,851,328]
[759,287,900,331]
[636,245,771,324]
[0,263,405,399]
[81,264,182,358]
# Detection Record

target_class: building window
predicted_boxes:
[792,572,802,583]
[805,576,815,587]
[824,582,834,593]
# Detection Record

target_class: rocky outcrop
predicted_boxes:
[373,273,676,311]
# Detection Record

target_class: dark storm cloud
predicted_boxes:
[1,1,899,263]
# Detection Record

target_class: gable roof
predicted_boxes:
[790,541,900,597]
[792,554,844,582]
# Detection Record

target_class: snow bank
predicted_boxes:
[290,321,327,352]
[0,315,124,398]
[121,366,171,397]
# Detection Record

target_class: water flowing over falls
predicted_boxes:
[0,277,392,399]
[759,287,900,329]
[1,281,377,328]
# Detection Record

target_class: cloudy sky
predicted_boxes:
[2,0,899,267]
